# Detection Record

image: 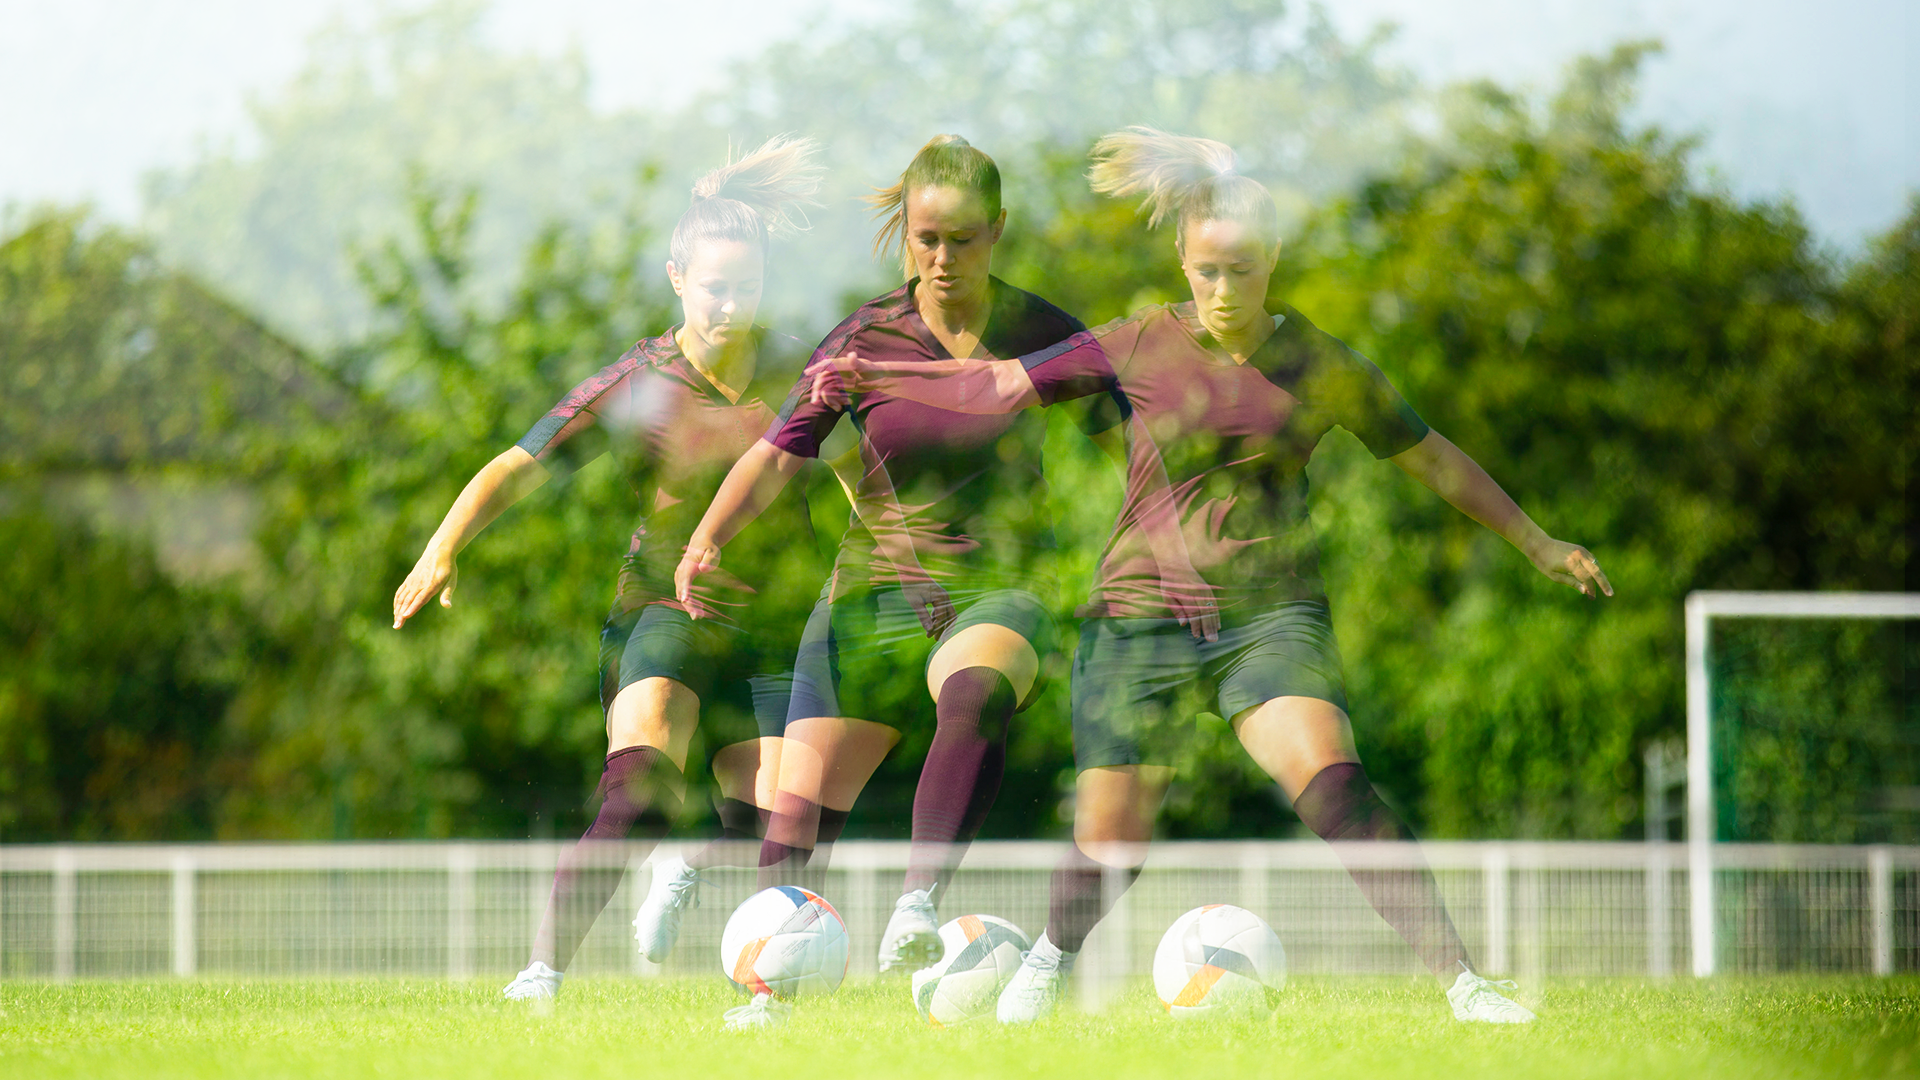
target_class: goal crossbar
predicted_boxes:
[1684,590,1920,976]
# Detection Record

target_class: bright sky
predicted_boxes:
[0,0,1912,243]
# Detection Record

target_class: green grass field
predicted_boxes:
[1,976,1914,1080]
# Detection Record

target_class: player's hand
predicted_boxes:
[901,578,956,639]
[674,540,724,619]
[1527,537,1613,598]
[393,548,457,628]
[1160,576,1220,642]
[807,351,874,408]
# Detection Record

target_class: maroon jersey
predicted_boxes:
[517,326,821,621]
[765,277,1117,592]
[1048,302,1430,617]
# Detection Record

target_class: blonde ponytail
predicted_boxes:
[670,134,823,268]
[1088,126,1277,246]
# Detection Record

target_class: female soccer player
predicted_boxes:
[808,128,1610,1024]
[391,136,838,1000]
[675,134,1168,980]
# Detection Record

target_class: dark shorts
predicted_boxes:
[787,584,1057,724]
[598,602,794,747]
[1071,601,1349,770]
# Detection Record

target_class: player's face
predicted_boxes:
[905,184,1005,310]
[1180,217,1279,343]
[668,238,765,353]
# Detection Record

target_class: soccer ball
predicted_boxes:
[1152,904,1285,1017]
[720,886,849,999]
[911,914,1032,1027]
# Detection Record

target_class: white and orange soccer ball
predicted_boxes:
[910,914,1031,1026]
[720,886,849,999]
[1151,904,1286,1017]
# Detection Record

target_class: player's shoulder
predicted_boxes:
[818,283,917,351]
[1250,299,1369,383]
[553,329,668,406]
[753,327,816,379]
[991,277,1086,337]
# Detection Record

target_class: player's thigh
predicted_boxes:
[777,715,902,810]
[607,676,700,770]
[925,590,1055,704]
[1073,765,1175,863]
[1229,696,1359,803]
[711,736,783,805]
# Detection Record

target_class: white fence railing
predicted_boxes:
[1,841,1912,983]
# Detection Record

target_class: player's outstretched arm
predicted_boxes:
[1389,429,1612,598]
[806,351,1041,413]
[392,446,551,627]
[675,438,808,617]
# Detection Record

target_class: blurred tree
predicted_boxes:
[6,36,1910,843]
[140,0,1415,349]
[1268,46,1914,837]
[141,0,657,349]
[0,506,263,840]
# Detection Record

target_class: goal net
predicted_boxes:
[1686,591,1919,974]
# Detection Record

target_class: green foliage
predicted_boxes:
[0,507,259,840]
[1268,46,1914,837]
[4,31,1911,841]
[223,174,679,838]
[140,0,658,347]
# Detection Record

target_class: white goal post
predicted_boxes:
[1685,590,1920,977]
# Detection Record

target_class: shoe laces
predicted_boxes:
[663,867,702,906]
[1018,948,1064,976]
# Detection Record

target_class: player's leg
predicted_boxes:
[758,713,901,886]
[510,677,695,997]
[999,614,1188,1021]
[631,734,778,964]
[508,606,700,999]
[998,763,1170,1022]
[754,585,912,887]
[1230,673,1531,1020]
[882,593,1049,971]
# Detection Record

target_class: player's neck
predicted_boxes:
[676,327,755,403]
[915,279,992,355]
[1211,310,1279,365]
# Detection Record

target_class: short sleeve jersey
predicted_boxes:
[1063,301,1430,617]
[516,326,821,622]
[764,277,1114,592]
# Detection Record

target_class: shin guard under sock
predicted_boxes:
[904,667,1015,895]
[1293,762,1472,980]
[755,794,852,889]
[686,797,771,871]
[1045,842,1141,954]
[532,746,680,971]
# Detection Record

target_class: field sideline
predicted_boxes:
[1,976,1914,1079]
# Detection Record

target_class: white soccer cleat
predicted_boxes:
[633,855,702,963]
[877,888,942,973]
[996,932,1075,1024]
[1447,970,1537,1023]
[723,992,793,1030]
[502,960,563,1000]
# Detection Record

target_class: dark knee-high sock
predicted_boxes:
[756,794,850,891]
[1293,762,1472,982]
[1045,842,1142,953]
[756,790,822,890]
[686,798,771,871]
[531,746,680,971]
[903,667,1014,896]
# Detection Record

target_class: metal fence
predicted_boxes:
[1,841,1912,988]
